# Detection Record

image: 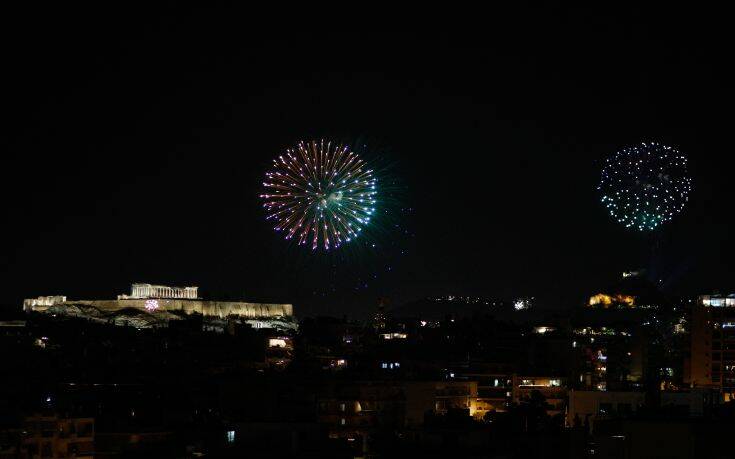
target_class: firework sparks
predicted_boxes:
[598,142,692,231]
[261,140,377,250]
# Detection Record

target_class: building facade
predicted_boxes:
[512,375,568,417]
[118,283,198,300]
[22,296,67,310]
[318,380,478,435]
[22,415,94,459]
[688,294,735,398]
[568,389,710,431]
[685,299,713,388]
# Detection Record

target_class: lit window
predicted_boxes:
[340,418,346,426]
[226,430,235,444]
[340,403,346,412]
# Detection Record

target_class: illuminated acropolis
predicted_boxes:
[24,283,293,319]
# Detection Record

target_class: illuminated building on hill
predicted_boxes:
[586,271,668,309]
[23,284,294,328]
[118,283,198,300]
[588,293,636,308]
[22,295,67,308]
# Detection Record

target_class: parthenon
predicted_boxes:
[119,283,199,300]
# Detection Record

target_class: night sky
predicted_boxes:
[4,6,733,318]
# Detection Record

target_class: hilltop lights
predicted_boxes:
[589,293,635,308]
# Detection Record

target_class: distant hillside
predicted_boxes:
[390,298,557,322]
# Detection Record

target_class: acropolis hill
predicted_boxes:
[23,283,293,319]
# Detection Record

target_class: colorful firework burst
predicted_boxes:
[261,140,377,250]
[599,142,692,231]
[144,299,159,311]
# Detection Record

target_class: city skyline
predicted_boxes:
[4,6,735,458]
[3,6,733,318]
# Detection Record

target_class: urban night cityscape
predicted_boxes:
[2,5,734,459]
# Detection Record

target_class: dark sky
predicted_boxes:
[3,6,733,318]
